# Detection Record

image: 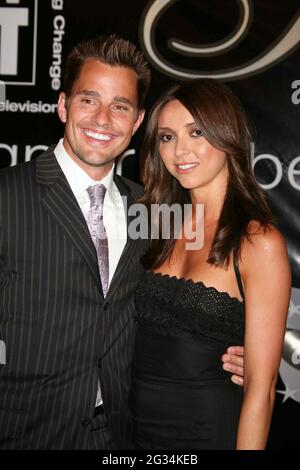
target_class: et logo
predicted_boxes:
[0,0,38,85]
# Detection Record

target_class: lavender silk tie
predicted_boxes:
[86,184,109,298]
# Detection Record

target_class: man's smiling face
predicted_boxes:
[57,59,144,179]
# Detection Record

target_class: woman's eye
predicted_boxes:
[159,134,173,143]
[191,129,203,137]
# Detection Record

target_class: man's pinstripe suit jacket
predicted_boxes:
[0,147,148,449]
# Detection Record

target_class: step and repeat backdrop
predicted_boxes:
[0,0,300,449]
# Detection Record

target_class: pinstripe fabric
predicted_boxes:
[0,148,148,449]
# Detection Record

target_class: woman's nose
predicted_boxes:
[174,138,189,158]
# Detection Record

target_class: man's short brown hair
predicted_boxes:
[63,34,151,110]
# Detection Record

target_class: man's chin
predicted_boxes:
[78,154,116,168]
[85,160,114,168]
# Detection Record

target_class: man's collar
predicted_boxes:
[54,138,115,198]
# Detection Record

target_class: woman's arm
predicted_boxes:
[236,225,291,450]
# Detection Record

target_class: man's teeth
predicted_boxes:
[177,163,198,170]
[84,130,113,141]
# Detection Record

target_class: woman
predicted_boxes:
[130,79,291,449]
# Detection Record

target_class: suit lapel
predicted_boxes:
[106,175,139,301]
[36,149,102,292]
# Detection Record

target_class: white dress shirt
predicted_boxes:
[54,139,127,406]
[54,139,127,285]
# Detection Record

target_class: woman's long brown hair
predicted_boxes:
[140,79,273,269]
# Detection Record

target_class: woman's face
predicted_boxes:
[157,99,228,192]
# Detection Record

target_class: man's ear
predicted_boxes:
[57,92,68,124]
[132,109,145,136]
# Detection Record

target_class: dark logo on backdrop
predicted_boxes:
[0,0,38,85]
[140,0,300,80]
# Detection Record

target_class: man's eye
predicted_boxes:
[114,105,129,111]
[81,98,93,104]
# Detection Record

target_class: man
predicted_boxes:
[0,35,243,449]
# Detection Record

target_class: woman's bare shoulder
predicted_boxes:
[240,222,289,270]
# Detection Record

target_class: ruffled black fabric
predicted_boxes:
[135,271,245,345]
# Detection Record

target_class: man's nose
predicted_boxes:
[94,105,112,126]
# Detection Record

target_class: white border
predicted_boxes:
[3,0,38,86]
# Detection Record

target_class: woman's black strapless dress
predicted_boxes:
[130,270,245,450]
